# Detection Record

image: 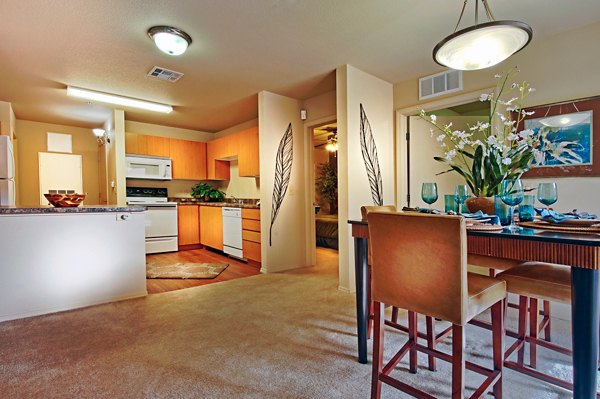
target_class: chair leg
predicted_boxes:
[425,316,436,371]
[529,297,539,369]
[451,324,465,399]
[408,311,418,373]
[391,307,399,323]
[517,295,528,365]
[491,301,504,398]
[367,268,373,340]
[543,300,551,342]
[371,301,385,399]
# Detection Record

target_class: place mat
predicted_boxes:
[466,223,504,231]
[518,221,600,234]
[544,219,600,227]
[146,262,229,279]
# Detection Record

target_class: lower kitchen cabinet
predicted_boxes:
[177,205,200,247]
[242,208,261,262]
[200,205,223,250]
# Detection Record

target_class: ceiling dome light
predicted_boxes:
[433,1,532,71]
[148,26,192,56]
[92,128,105,137]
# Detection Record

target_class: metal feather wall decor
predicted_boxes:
[359,103,383,206]
[269,123,294,246]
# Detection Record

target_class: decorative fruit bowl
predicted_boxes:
[43,193,86,207]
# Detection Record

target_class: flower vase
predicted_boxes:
[465,196,495,215]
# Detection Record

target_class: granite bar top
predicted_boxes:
[171,198,260,209]
[0,205,146,215]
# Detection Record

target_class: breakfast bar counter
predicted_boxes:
[0,207,147,322]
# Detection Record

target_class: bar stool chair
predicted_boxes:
[368,212,506,399]
[468,255,552,341]
[497,262,599,394]
[362,205,451,372]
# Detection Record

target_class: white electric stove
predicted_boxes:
[126,187,178,254]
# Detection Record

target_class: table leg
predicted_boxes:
[354,236,368,364]
[571,267,599,399]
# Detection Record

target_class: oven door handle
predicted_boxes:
[146,237,176,243]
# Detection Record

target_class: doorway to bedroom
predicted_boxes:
[312,122,338,252]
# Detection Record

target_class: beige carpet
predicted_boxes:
[0,248,587,398]
[146,262,228,279]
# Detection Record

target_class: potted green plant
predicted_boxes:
[316,162,338,214]
[419,68,538,213]
[191,183,225,202]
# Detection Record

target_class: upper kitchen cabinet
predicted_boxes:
[237,127,260,177]
[206,126,259,179]
[146,136,170,157]
[170,139,207,180]
[125,133,148,155]
[125,133,207,180]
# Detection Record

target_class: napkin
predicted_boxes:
[535,208,597,223]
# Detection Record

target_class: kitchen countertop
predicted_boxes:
[172,199,260,209]
[0,205,146,214]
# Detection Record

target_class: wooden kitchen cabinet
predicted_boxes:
[206,139,231,180]
[206,127,259,179]
[146,135,170,157]
[170,138,207,180]
[200,206,223,250]
[238,127,260,177]
[177,205,200,247]
[125,133,148,155]
[242,208,261,263]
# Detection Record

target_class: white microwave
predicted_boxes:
[126,155,172,180]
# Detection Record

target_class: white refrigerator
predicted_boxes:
[0,135,16,206]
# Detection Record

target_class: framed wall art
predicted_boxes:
[520,96,600,178]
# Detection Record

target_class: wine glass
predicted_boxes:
[454,184,469,214]
[537,183,558,210]
[421,183,438,211]
[501,179,524,231]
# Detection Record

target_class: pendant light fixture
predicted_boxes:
[433,0,532,71]
[148,26,192,56]
[539,102,591,128]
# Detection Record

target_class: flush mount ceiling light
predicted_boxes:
[67,86,173,114]
[433,0,532,71]
[148,26,192,56]
[92,128,110,145]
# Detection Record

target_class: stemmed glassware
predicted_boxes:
[421,183,438,211]
[454,184,469,214]
[501,179,524,231]
[537,183,558,210]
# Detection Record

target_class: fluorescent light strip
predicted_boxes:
[67,86,173,114]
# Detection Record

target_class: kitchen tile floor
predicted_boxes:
[145,248,261,294]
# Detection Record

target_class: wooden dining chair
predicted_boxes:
[468,254,552,342]
[497,262,600,394]
[368,212,505,399]
[361,205,452,371]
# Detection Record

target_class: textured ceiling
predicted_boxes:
[1,0,599,132]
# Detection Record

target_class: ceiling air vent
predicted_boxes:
[147,66,184,83]
[419,70,462,100]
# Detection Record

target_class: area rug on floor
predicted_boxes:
[146,262,228,279]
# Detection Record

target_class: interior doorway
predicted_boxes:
[310,121,339,255]
[404,100,490,209]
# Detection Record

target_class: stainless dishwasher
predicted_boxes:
[222,207,243,258]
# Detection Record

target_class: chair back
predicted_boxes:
[361,205,397,265]
[367,212,468,325]
[361,205,396,221]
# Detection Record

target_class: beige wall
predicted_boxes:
[125,120,214,142]
[15,120,100,206]
[394,21,600,215]
[302,90,336,124]
[212,160,260,199]
[337,65,394,292]
[258,91,307,273]
[214,118,258,139]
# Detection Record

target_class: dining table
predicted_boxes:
[348,218,600,399]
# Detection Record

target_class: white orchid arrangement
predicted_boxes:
[419,68,539,197]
